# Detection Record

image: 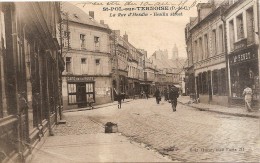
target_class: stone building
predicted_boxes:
[61,2,112,109]
[185,0,260,107]
[0,2,64,162]
[111,30,128,98]
[224,0,259,107]
[186,2,229,106]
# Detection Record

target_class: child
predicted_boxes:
[88,95,94,109]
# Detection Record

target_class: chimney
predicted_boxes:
[89,11,94,19]
[123,32,128,42]
[114,30,120,36]
[100,20,104,24]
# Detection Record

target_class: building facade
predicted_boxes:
[224,0,259,107]
[61,3,112,109]
[185,0,260,107]
[0,2,64,162]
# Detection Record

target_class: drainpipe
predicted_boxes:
[221,8,231,107]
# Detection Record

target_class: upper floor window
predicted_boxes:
[246,7,254,44]
[199,37,203,60]
[66,57,72,72]
[229,20,235,51]
[95,59,100,65]
[236,14,244,40]
[203,34,209,59]
[211,29,217,56]
[80,34,86,49]
[219,25,224,53]
[94,36,100,51]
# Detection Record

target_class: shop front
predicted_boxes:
[229,45,259,107]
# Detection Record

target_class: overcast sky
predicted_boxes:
[73,0,208,58]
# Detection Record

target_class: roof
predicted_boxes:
[61,2,109,30]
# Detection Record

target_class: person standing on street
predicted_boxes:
[169,86,179,112]
[243,84,253,112]
[154,88,161,104]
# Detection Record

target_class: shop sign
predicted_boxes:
[67,76,94,82]
[234,39,247,51]
[229,47,257,65]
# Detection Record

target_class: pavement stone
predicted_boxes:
[31,98,260,162]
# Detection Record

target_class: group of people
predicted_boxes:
[154,86,179,112]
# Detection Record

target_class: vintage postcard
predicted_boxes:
[0,0,259,162]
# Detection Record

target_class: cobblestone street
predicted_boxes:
[56,98,260,162]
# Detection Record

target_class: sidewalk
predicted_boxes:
[29,133,171,163]
[178,96,260,118]
[64,99,132,113]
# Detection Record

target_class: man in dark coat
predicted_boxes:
[169,86,179,111]
[154,88,161,104]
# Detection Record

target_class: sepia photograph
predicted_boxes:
[0,0,260,162]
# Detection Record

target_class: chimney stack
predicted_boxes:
[89,11,94,19]
[123,32,128,42]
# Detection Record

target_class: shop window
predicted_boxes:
[212,70,218,95]
[66,57,72,72]
[246,7,254,45]
[202,72,208,94]
[218,69,227,96]
[236,14,244,40]
[229,20,235,51]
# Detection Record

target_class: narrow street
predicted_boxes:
[52,98,260,162]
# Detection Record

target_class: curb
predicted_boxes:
[178,101,260,119]
[63,100,133,113]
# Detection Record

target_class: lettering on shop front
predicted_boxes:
[230,50,256,64]
[66,76,94,81]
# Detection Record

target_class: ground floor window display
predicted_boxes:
[229,46,259,103]
[230,60,259,100]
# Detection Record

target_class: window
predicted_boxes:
[211,29,217,56]
[95,59,100,65]
[236,14,244,40]
[212,70,218,95]
[80,34,86,49]
[94,36,100,51]
[204,34,209,59]
[229,20,235,51]
[81,58,87,74]
[63,31,70,48]
[194,40,198,62]
[218,69,227,96]
[199,37,203,60]
[219,25,224,53]
[66,57,72,72]
[246,7,254,44]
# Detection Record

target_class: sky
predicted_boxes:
[73,0,208,58]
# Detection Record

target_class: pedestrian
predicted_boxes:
[145,90,149,99]
[154,88,161,104]
[88,95,94,109]
[243,84,253,112]
[121,92,125,101]
[117,93,122,109]
[164,88,168,101]
[169,86,179,112]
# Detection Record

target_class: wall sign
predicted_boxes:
[229,47,257,65]
[67,76,94,82]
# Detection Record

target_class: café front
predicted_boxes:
[228,45,259,107]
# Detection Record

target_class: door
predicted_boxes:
[208,71,212,103]
[77,83,87,107]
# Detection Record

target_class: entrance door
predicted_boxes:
[77,83,87,107]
